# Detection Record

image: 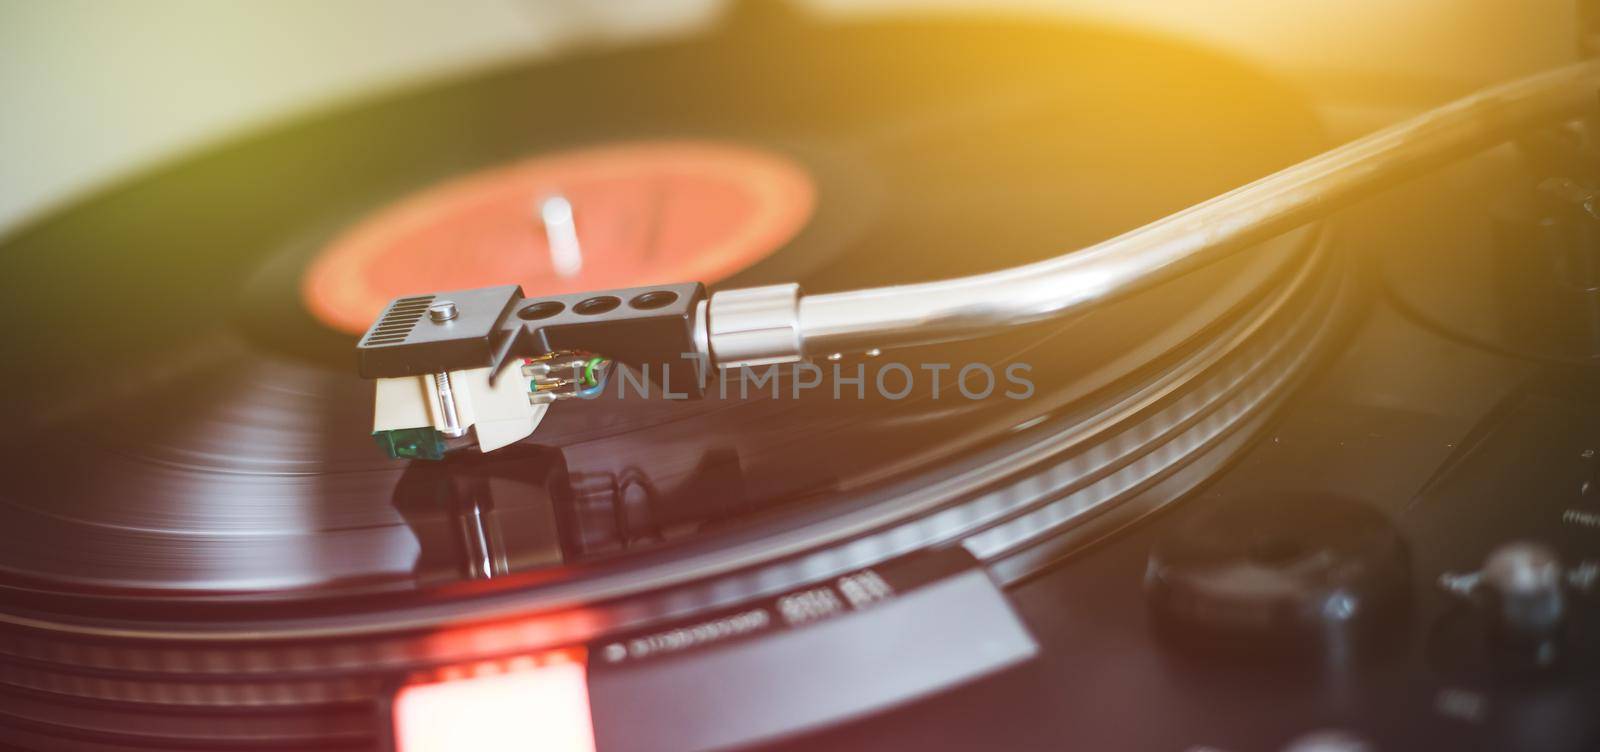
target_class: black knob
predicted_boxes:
[1439,541,1570,668]
[1145,494,1410,661]
[1482,542,1567,642]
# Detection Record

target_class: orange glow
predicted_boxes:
[393,651,594,752]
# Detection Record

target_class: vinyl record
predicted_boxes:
[0,8,1326,616]
[0,10,1363,750]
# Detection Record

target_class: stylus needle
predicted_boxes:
[541,195,583,278]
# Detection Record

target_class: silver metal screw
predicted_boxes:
[428,301,459,323]
[434,371,467,438]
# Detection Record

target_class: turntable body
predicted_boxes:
[0,7,1597,752]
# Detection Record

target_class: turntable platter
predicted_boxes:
[0,11,1326,614]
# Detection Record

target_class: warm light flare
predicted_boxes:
[393,653,594,752]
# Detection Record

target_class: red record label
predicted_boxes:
[303,140,815,334]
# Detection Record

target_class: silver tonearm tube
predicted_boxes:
[701,59,1600,369]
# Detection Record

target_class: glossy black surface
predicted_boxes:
[3,7,1595,752]
[0,10,1323,609]
[766,144,1600,752]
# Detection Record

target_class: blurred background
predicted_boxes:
[0,0,1579,235]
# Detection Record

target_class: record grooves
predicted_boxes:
[0,10,1341,751]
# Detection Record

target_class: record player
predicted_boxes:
[2,2,1599,750]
